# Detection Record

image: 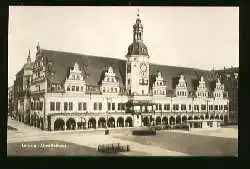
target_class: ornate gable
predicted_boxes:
[64,62,86,93]
[175,75,188,97]
[196,76,208,98]
[213,78,224,99]
[152,72,166,96]
[101,66,120,95]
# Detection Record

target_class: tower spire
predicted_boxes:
[27,48,31,64]
[133,9,143,42]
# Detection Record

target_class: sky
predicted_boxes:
[8,6,239,87]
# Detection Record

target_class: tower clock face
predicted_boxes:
[140,63,147,72]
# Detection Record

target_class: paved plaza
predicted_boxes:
[7,118,238,156]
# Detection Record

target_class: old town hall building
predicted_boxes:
[11,12,233,131]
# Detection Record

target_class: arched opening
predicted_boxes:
[194,116,199,120]
[19,114,21,122]
[182,116,187,124]
[205,114,209,119]
[98,117,106,128]
[188,116,193,120]
[40,118,44,130]
[210,115,214,120]
[194,116,199,128]
[162,117,168,125]
[169,116,175,125]
[143,116,150,126]
[54,118,65,131]
[66,118,76,130]
[36,117,40,128]
[156,116,161,125]
[200,115,205,120]
[224,115,228,123]
[30,115,34,126]
[108,117,115,128]
[176,116,181,125]
[88,118,96,129]
[220,115,224,120]
[215,115,219,119]
[125,117,133,127]
[117,117,124,127]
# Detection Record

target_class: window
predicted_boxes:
[112,103,115,110]
[50,102,55,111]
[56,102,60,111]
[69,102,73,110]
[78,103,82,110]
[118,103,121,110]
[156,104,158,110]
[189,104,192,110]
[112,78,114,82]
[83,102,87,110]
[209,105,213,110]
[94,103,97,110]
[173,104,179,111]
[121,103,125,110]
[72,86,75,91]
[159,104,162,110]
[181,104,186,110]
[99,103,102,110]
[214,105,218,110]
[76,75,80,80]
[128,79,130,85]
[107,78,110,82]
[67,86,70,91]
[142,90,144,95]
[164,104,167,110]
[201,104,206,110]
[108,103,111,110]
[76,86,79,91]
[219,105,223,110]
[115,88,117,93]
[224,105,228,110]
[167,104,170,110]
[103,87,105,92]
[64,102,68,111]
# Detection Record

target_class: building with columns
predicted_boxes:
[12,12,233,131]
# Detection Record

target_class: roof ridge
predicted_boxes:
[41,48,126,61]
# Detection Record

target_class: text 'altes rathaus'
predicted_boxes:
[10,11,238,131]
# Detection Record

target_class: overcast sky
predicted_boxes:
[8,6,239,87]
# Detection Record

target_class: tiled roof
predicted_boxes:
[41,49,220,91]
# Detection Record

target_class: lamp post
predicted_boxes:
[106,97,111,129]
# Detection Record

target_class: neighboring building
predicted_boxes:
[13,12,231,131]
[8,86,14,114]
[215,67,238,122]
[13,50,33,123]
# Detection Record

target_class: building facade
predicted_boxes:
[12,12,234,131]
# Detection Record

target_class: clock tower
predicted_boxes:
[125,10,150,95]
